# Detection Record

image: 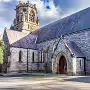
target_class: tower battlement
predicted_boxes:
[13,1,40,33]
[16,1,37,12]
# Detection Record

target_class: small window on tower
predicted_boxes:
[23,8,26,12]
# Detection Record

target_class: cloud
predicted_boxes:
[26,0,61,26]
[59,0,90,19]
[0,18,11,32]
[0,0,90,34]
[0,0,61,33]
[0,3,15,21]
[78,0,90,9]
[0,0,12,2]
[0,5,12,34]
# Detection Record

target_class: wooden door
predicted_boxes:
[57,56,67,74]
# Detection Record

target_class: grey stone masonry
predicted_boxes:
[8,47,45,73]
[7,30,90,75]
[37,30,90,75]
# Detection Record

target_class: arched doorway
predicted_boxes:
[57,55,67,74]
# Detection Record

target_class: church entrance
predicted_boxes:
[57,55,67,74]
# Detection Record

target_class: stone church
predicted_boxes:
[2,1,90,75]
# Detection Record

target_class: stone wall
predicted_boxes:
[86,60,90,74]
[7,30,90,74]
[64,31,90,60]
[64,30,90,74]
[8,47,45,73]
[37,39,74,74]
[37,30,90,75]
[73,58,85,75]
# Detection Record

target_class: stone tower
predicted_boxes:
[13,1,40,33]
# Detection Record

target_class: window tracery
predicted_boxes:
[29,10,35,22]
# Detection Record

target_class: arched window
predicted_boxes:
[80,59,82,67]
[32,52,34,62]
[41,51,46,63]
[41,51,42,62]
[29,10,35,22]
[43,51,46,63]
[19,50,23,62]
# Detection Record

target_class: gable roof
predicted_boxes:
[11,34,38,49]
[67,41,85,58]
[4,29,28,45]
[3,29,38,49]
[37,7,90,43]
[3,7,90,51]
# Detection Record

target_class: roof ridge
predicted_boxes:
[37,7,90,43]
[40,7,90,30]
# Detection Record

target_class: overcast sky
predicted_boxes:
[0,0,90,34]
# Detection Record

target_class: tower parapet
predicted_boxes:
[16,1,37,12]
[13,1,40,33]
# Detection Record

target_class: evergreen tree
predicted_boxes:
[0,40,6,64]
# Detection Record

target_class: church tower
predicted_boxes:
[13,1,40,33]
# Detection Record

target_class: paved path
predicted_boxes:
[0,73,90,90]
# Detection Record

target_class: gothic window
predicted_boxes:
[19,50,23,62]
[41,51,46,63]
[29,10,35,22]
[46,46,50,59]
[43,51,46,63]
[80,59,82,67]
[41,51,42,62]
[32,52,34,62]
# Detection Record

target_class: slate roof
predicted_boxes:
[67,41,85,58]
[37,7,90,43]
[4,29,29,45]
[3,7,90,54]
[3,29,38,49]
[11,34,38,49]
